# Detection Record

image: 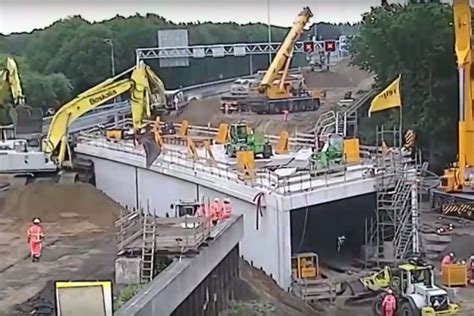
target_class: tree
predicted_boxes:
[350,2,457,172]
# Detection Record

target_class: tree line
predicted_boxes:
[0,13,355,115]
[350,1,459,172]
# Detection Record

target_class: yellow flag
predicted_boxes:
[368,75,402,117]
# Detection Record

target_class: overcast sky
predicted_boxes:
[0,0,417,35]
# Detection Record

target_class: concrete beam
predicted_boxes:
[115,214,244,316]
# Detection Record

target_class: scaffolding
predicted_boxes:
[366,126,421,265]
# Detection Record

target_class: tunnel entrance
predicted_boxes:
[290,193,376,271]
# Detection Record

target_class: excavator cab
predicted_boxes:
[170,201,201,217]
[291,252,319,280]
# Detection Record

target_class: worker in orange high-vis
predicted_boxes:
[196,202,206,217]
[210,197,222,225]
[222,198,233,219]
[27,217,44,262]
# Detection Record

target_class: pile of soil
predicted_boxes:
[1,183,121,230]
[169,59,373,132]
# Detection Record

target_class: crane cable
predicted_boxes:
[253,192,265,230]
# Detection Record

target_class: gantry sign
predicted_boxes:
[135,40,340,64]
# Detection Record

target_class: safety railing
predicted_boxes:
[76,128,385,196]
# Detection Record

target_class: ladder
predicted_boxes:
[140,214,157,283]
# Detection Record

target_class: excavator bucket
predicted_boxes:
[137,131,161,168]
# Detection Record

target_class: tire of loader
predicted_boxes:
[372,292,385,316]
[263,144,272,159]
[398,299,420,316]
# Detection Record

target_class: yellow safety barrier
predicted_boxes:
[180,120,189,136]
[275,131,289,154]
[343,138,361,163]
[237,151,255,182]
[153,117,164,149]
[55,280,113,316]
[215,123,229,144]
[187,137,197,160]
[204,140,216,164]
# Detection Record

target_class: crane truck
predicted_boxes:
[0,61,166,183]
[432,0,474,218]
[220,7,322,115]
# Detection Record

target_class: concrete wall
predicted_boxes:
[115,215,243,316]
[76,144,379,290]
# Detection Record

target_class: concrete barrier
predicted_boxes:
[115,214,243,316]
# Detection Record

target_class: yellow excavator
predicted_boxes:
[432,0,474,218]
[221,7,322,114]
[0,61,165,182]
[0,57,26,135]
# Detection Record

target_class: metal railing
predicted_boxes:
[76,123,389,196]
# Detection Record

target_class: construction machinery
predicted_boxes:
[356,259,460,316]
[224,123,273,159]
[170,201,201,217]
[310,133,345,172]
[0,61,165,181]
[438,0,474,194]
[220,7,321,115]
[432,0,474,219]
[292,253,320,279]
[0,57,26,134]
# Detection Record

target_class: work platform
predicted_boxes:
[75,122,391,289]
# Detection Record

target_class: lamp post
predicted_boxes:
[103,39,119,105]
[267,0,272,64]
[103,38,115,77]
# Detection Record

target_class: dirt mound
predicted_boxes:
[1,183,121,230]
[168,98,222,126]
[304,59,372,89]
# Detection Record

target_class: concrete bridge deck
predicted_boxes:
[75,129,382,290]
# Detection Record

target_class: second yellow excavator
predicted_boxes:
[0,61,165,182]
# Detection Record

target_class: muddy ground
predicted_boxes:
[167,59,374,135]
[0,182,119,316]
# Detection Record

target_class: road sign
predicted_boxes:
[303,41,315,53]
[324,40,336,52]
[157,29,189,67]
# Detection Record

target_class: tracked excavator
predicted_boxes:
[431,0,474,219]
[220,7,322,115]
[0,61,165,182]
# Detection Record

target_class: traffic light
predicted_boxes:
[324,40,336,52]
[303,41,315,53]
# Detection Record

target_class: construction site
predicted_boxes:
[3,2,474,316]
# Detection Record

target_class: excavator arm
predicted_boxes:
[44,61,164,165]
[258,7,313,95]
[0,57,25,107]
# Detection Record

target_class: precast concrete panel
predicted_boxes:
[198,185,281,283]
[137,169,197,216]
[92,158,137,210]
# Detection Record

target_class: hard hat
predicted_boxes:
[214,197,219,202]
[224,198,230,203]
[449,252,454,257]
[387,289,393,294]
[33,218,41,224]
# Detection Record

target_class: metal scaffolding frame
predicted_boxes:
[366,126,421,265]
[135,40,341,63]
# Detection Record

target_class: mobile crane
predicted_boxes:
[220,7,322,115]
[432,0,474,217]
[0,61,165,182]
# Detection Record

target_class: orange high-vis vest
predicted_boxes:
[382,294,397,315]
[441,255,452,265]
[210,202,222,221]
[222,202,232,218]
[27,224,44,242]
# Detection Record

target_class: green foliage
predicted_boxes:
[0,14,354,97]
[350,2,457,171]
[114,284,144,311]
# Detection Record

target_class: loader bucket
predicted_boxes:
[137,131,161,168]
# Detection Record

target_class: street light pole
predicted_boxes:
[267,0,272,64]
[103,38,115,77]
[103,39,119,105]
